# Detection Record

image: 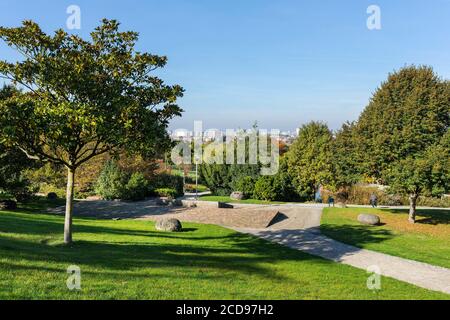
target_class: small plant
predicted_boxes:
[233,176,256,199]
[253,176,279,201]
[154,188,178,199]
[94,160,128,200]
[123,172,149,201]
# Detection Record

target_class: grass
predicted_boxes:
[199,195,286,205]
[321,207,450,269]
[0,199,448,299]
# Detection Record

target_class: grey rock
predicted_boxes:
[230,191,244,200]
[155,218,182,232]
[0,200,17,210]
[218,202,233,209]
[358,213,380,225]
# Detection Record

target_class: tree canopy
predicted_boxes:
[0,19,183,243]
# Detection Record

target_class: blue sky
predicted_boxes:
[0,0,449,131]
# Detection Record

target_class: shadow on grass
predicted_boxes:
[320,224,395,248]
[387,208,450,225]
[0,211,332,281]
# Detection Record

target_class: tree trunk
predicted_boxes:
[64,167,75,244]
[408,193,418,224]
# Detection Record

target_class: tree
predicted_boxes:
[387,131,450,223]
[0,85,37,200]
[354,65,449,181]
[286,121,333,200]
[331,121,361,189]
[352,65,449,220]
[0,20,183,244]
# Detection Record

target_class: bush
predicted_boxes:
[123,172,149,201]
[253,176,279,201]
[149,174,184,197]
[94,160,129,200]
[154,188,178,199]
[233,176,256,199]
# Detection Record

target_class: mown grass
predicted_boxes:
[199,195,286,205]
[0,200,448,299]
[321,207,450,269]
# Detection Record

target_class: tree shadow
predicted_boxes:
[0,212,335,282]
[320,224,395,248]
[387,208,450,225]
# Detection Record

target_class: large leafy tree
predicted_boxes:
[354,65,449,181]
[387,131,450,223]
[0,20,183,244]
[287,121,333,200]
[353,65,449,220]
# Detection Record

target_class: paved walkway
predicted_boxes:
[233,206,450,295]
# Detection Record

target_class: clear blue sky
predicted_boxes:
[0,0,449,131]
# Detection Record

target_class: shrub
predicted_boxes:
[233,176,256,199]
[123,172,149,201]
[154,188,178,199]
[94,160,129,200]
[149,174,184,197]
[253,176,279,201]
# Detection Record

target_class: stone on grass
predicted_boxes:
[47,192,58,200]
[155,218,182,232]
[358,213,380,226]
[230,191,244,200]
[218,202,233,209]
[0,200,17,211]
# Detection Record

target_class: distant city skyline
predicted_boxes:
[0,1,449,131]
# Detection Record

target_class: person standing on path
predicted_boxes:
[370,193,378,208]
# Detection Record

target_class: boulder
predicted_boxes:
[0,200,17,211]
[230,191,244,200]
[358,213,380,226]
[218,202,234,209]
[47,192,58,200]
[155,218,182,232]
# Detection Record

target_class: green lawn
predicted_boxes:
[0,200,448,299]
[321,207,450,269]
[199,195,286,205]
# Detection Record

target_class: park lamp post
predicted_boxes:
[194,154,200,200]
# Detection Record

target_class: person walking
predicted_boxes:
[370,193,378,208]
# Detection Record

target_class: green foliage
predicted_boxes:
[149,174,184,197]
[94,160,128,200]
[123,172,149,201]
[354,65,449,181]
[154,188,178,199]
[286,121,333,199]
[0,19,184,241]
[253,176,280,201]
[331,121,361,188]
[233,176,256,199]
